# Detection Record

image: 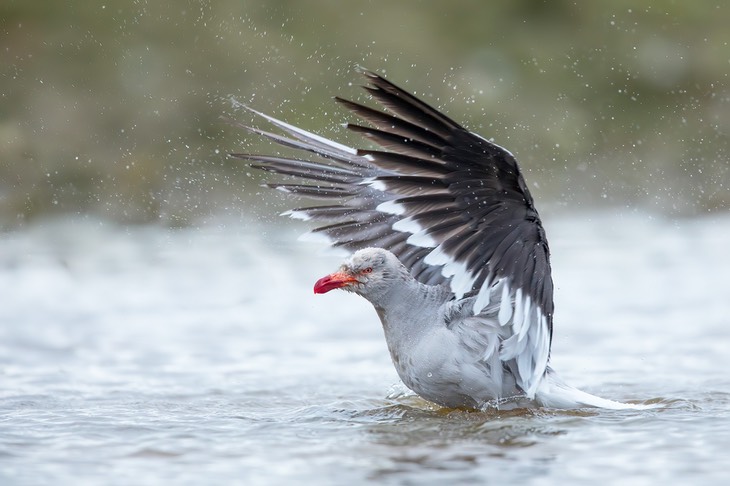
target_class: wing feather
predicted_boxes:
[233,70,554,395]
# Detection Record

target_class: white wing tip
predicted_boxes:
[362,178,387,191]
[423,245,450,266]
[282,209,311,221]
[497,281,513,325]
[246,104,358,156]
[406,231,437,248]
[448,262,477,299]
[376,200,405,215]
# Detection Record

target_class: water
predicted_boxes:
[1,212,729,485]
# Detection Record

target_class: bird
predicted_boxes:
[230,70,648,410]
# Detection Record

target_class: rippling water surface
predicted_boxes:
[1,212,729,484]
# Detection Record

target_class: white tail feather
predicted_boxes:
[536,371,655,410]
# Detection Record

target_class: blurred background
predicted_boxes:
[1,0,728,229]
[2,3,730,482]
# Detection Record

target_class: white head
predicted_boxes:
[313,247,409,302]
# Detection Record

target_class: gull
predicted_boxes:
[231,70,648,410]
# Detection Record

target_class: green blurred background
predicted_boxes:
[2,0,728,229]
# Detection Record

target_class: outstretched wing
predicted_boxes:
[231,71,554,395]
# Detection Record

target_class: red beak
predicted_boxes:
[313,272,358,294]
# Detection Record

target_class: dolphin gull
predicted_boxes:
[231,71,647,410]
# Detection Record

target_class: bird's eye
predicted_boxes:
[361,267,373,274]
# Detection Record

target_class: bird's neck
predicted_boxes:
[372,278,450,341]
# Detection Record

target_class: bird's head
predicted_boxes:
[313,247,407,301]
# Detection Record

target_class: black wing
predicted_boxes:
[231,71,554,392]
